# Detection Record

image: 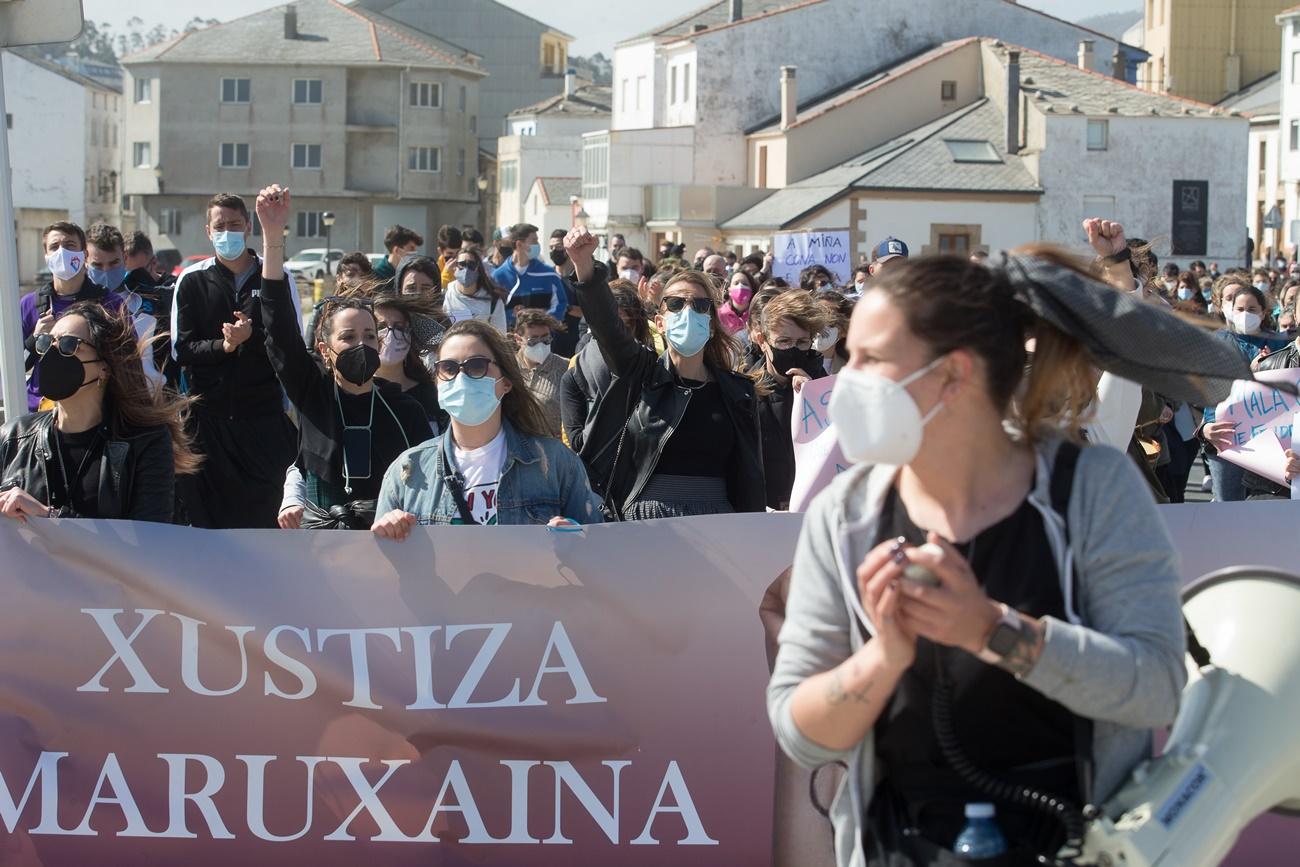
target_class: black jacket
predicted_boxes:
[261,277,432,490]
[124,267,179,388]
[0,410,175,522]
[750,359,829,511]
[172,255,286,418]
[561,336,613,451]
[574,264,765,515]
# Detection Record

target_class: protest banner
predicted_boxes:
[0,516,803,866]
[1212,368,1300,485]
[789,374,848,512]
[772,229,852,286]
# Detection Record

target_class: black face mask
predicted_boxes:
[549,248,568,266]
[37,350,98,401]
[333,344,381,386]
[769,346,819,378]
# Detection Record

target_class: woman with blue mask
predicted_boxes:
[371,319,601,537]
[443,247,508,334]
[563,227,765,520]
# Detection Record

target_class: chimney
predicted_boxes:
[1078,39,1094,70]
[730,0,743,23]
[284,4,298,40]
[780,66,797,130]
[565,67,576,97]
[1006,50,1020,155]
[1112,45,1128,80]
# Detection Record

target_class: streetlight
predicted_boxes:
[322,211,335,274]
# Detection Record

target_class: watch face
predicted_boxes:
[987,623,1022,658]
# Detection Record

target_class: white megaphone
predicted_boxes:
[1078,567,1300,866]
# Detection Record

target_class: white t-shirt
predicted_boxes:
[444,282,508,334]
[452,427,507,525]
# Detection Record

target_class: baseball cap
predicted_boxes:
[872,236,909,263]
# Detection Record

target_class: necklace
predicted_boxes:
[51,423,100,512]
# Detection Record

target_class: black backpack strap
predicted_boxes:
[437,434,478,526]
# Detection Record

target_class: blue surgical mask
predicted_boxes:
[455,267,475,286]
[1201,288,1213,300]
[437,373,502,426]
[663,308,711,358]
[88,264,127,291]
[212,230,246,260]
[1176,287,1194,301]
[528,243,542,260]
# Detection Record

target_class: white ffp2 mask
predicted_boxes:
[829,358,946,466]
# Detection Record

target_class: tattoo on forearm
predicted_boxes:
[996,617,1046,678]
[825,666,873,706]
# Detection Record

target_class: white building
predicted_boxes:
[1275,7,1300,261]
[1220,71,1281,263]
[583,0,1149,254]
[721,39,1247,263]
[496,74,609,234]
[3,48,122,286]
[521,176,580,242]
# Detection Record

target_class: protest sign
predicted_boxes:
[0,516,803,866]
[789,374,849,512]
[1213,369,1300,484]
[772,229,852,286]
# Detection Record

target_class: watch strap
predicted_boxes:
[977,603,1022,665]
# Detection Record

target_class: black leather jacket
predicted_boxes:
[574,264,765,515]
[0,411,176,522]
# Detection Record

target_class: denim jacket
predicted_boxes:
[375,419,603,525]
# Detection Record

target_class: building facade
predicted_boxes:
[354,0,573,155]
[3,49,121,287]
[1221,71,1281,262]
[1141,0,1291,102]
[120,0,485,260]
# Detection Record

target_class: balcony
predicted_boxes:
[645,184,770,226]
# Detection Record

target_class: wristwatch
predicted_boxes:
[977,604,1025,665]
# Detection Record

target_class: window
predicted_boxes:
[409,81,441,108]
[469,115,477,133]
[293,78,322,104]
[291,143,322,169]
[683,63,690,102]
[408,146,440,172]
[620,79,629,111]
[297,212,325,238]
[220,142,250,168]
[133,77,151,103]
[944,139,1001,163]
[582,133,609,200]
[1087,119,1109,151]
[112,124,117,147]
[1293,18,1300,36]
[220,77,251,103]
[457,147,465,176]
[4,113,10,130]
[757,144,768,187]
[1291,120,1299,152]
[670,66,678,104]
[544,42,556,73]
[458,85,466,111]
[635,76,645,110]
[938,233,971,254]
[93,93,100,109]
[159,207,182,235]
[941,80,957,101]
[132,142,152,168]
[1292,52,1300,85]
[90,122,98,145]
[501,160,518,191]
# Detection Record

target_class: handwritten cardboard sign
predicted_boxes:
[1214,369,1300,484]
[789,375,849,512]
[772,230,851,287]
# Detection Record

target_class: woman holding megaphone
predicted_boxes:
[768,247,1250,866]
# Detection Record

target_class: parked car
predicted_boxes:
[172,254,211,277]
[284,248,345,282]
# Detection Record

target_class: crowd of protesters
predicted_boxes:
[1,185,1288,531]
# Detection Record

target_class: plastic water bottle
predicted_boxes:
[953,802,1008,860]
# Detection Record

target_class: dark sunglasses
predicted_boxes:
[525,335,553,347]
[377,324,409,337]
[433,355,496,382]
[661,296,714,315]
[34,334,97,357]
[456,259,476,268]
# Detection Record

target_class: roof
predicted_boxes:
[509,84,612,118]
[6,47,122,93]
[1217,71,1280,118]
[532,177,581,205]
[723,98,1040,231]
[625,0,813,43]
[352,0,574,42]
[122,0,483,74]
[997,40,1225,117]
[746,40,969,135]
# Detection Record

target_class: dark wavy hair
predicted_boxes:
[64,301,200,475]
[437,319,552,438]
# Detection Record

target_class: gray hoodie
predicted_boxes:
[767,438,1187,867]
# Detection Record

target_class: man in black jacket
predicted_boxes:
[171,193,296,528]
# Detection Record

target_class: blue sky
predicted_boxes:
[83,0,1143,56]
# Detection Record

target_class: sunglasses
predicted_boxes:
[456,259,476,268]
[35,334,98,357]
[661,296,714,314]
[322,295,374,310]
[525,335,553,347]
[433,355,496,382]
[377,324,409,339]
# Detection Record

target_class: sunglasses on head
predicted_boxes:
[35,334,97,357]
[322,295,374,310]
[433,355,495,382]
[661,296,714,315]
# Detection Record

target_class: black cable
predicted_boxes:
[930,657,1085,867]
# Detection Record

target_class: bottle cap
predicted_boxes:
[965,802,996,819]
